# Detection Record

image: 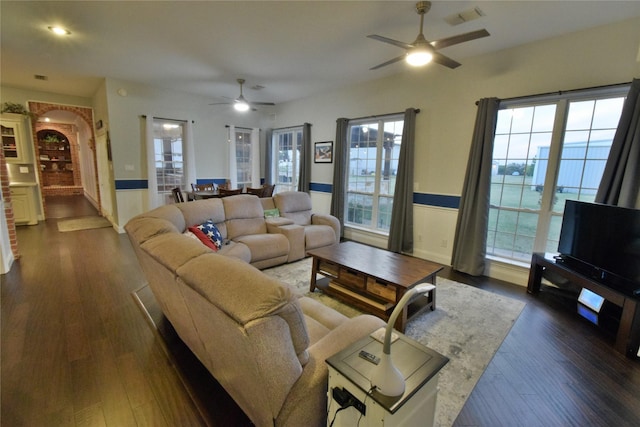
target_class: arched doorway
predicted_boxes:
[27,102,102,218]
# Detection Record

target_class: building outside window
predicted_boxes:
[272,126,302,193]
[487,86,628,263]
[153,120,184,195]
[345,115,403,234]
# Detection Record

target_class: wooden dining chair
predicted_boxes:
[262,184,276,197]
[172,187,185,203]
[217,180,231,191]
[246,187,265,197]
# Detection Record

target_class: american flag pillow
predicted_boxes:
[188,220,223,251]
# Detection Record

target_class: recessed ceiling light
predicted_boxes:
[48,26,71,36]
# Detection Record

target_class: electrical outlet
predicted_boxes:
[440,239,448,248]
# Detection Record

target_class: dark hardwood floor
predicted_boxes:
[2,195,639,426]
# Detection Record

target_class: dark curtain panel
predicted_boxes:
[388,108,417,253]
[264,128,273,185]
[298,123,311,193]
[451,98,500,275]
[330,118,350,238]
[595,79,640,208]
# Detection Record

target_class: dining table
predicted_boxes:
[186,190,220,200]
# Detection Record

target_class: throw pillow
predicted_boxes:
[264,208,280,218]
[188,220,223,251]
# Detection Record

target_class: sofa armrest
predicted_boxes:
[276,314,385,426]
[308,314,386,361]
[311,214,341,242]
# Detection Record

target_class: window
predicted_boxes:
[153,120,184,193]
[234,128,252,188]
[345,115,403,233]
[487,87,628,263]
[272,127,302,193]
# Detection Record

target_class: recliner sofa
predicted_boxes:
[125,192,386,426]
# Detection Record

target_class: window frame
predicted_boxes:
[234,128,253,188]
[344,114,404,235]
[487,85,629,264]
[271,126,303,193]
[153,119,185,196]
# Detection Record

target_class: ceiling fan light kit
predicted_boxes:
[368,1,490,71]
[211,78,275,112]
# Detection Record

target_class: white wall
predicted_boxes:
[271,17,640,285]
[100,78,270,229]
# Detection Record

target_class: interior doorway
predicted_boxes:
[27,102,102,218]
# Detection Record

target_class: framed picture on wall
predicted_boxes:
[314,141,333,163]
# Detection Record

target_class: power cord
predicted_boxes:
[329,387,359,427]
[357,386,375,427]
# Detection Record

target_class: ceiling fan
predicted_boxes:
[210,78,275,112]
[368,1,490,70]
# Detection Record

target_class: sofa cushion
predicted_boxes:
[177,253,310,360]
[139,204,186,231]
[234,233,289,262]
[188,220,223,250]
[223,195,268,239]
[176,198,228,238]
[217,240,252,263]
[273,191,313,226]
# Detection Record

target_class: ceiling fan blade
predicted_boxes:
[370,54,407,70]
[432,52,461,69]
[250,101,275,106]
[209,102,231,105]
[367,34,413,50]
[431,29,490,50]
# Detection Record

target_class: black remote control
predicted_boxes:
[359,350,380,365]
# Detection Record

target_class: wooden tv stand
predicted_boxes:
[528,252,640,358]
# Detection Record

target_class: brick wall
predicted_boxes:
[0,149,19,259]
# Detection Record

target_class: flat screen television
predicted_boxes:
[558,200,640,296]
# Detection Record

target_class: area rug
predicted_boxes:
[262,258,525,427]
[57,216,112,232]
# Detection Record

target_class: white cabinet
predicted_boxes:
[1,113,30,163]
[9,186,38,225]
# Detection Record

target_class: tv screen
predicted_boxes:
[558,200,640,294]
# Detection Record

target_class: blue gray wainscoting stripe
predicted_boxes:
[115,180,148,190]
[310,183,460,209]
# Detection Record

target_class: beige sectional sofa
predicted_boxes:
[125,192,385,427]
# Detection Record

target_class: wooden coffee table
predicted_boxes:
[307,241,443,332]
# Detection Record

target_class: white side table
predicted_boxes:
[326,333,448,427]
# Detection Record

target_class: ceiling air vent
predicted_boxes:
[444,7,485,26]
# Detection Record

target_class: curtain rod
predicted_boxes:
[350,109,420,121]
[225,125,258,131]
[476,81,632,106]
[140,115,194,123]
[272,123,311,132]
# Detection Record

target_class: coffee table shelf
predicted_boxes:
[308,241,443,332]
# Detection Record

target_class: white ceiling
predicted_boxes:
[2,1,640,106]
